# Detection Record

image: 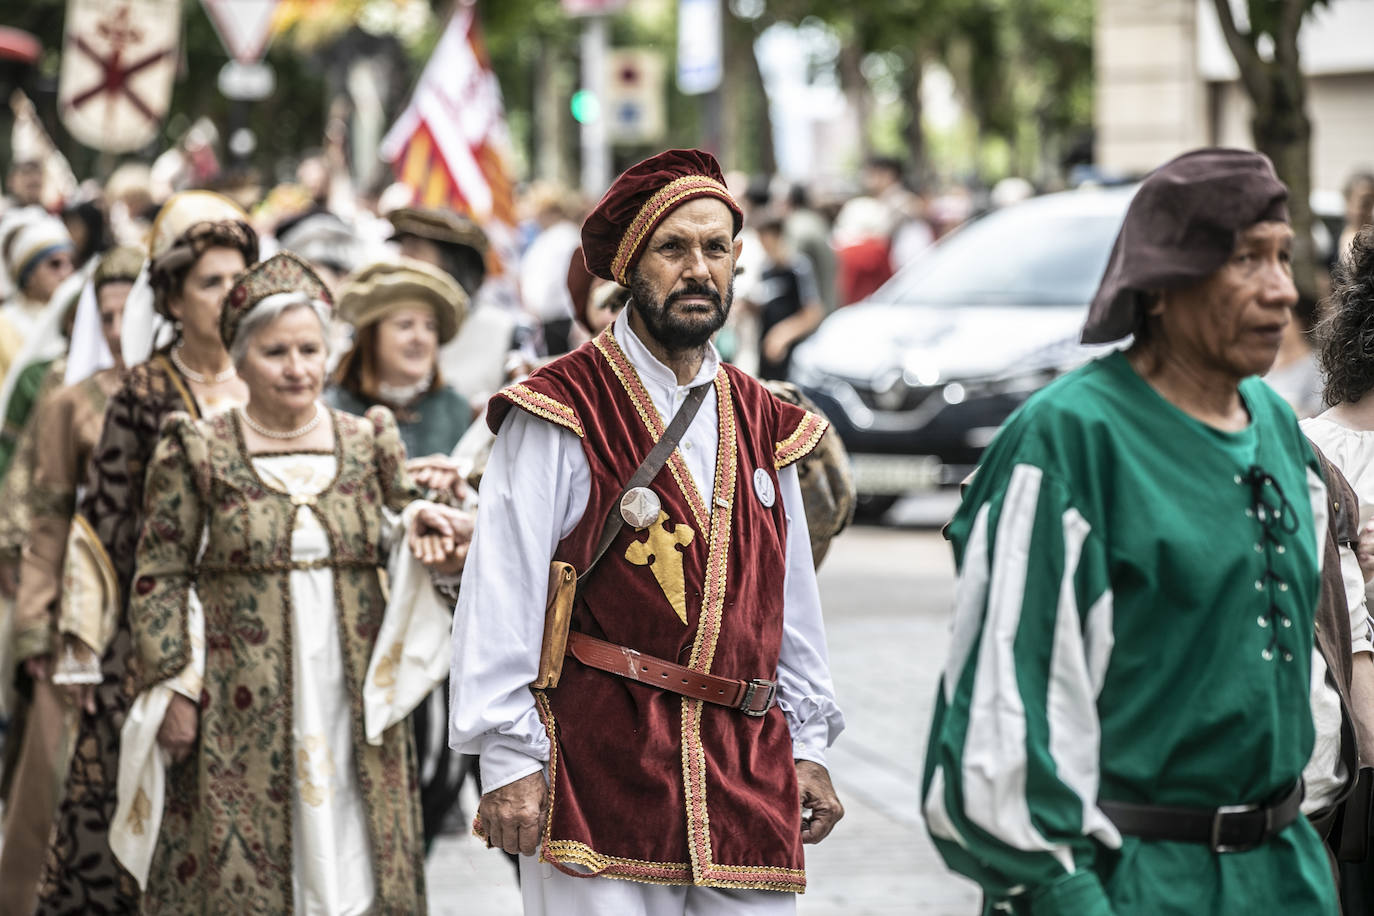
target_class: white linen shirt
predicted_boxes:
[449,308,844,792]
[1298,414,1374,813]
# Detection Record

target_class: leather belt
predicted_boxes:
[565,631,777,717]
[1098,781,1303,853]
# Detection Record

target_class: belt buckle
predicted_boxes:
[1210,802,1266,853]
[739,679,776,717]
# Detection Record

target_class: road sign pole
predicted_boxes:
[579,15,610,198]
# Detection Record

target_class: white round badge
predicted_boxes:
[620,487,662,529]
[753,467,776,508]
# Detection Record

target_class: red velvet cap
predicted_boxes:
[580,149,743,285]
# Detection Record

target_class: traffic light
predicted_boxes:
[570,89,600,124]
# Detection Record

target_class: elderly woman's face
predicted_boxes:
[374,306,439,384]
[1151,221,1297,379]
[237,306,328,415]
[169,246,245,344]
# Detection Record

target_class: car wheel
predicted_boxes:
[853,494,899,521]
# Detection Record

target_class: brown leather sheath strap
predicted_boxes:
[566,631,777,717]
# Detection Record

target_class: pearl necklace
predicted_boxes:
[240,402,323,440]
[171,345,236,385]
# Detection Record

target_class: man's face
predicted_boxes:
[7,163,43,206]
[1150,221,1297,380]
[97,279,132,368]
[628,197,741,351]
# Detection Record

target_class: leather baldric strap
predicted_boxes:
[566,631,777,717]
[578,382,711,595]
[1098,781,1303,853]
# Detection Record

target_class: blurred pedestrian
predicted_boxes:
[0,245,139,914]
[4,161,44,211]
[782,183,837,312]
[925,149,1339,913]
[0,215,74,380]
[117,251,465,912]
[1338,171,1374,262]
[862,155,931,269]
[34,191,257,914]
[451,148,845,915]
[387,206,518,403]
[519,183,583,355]
[747,214,824,381]
[327,257,478,853]
[327,258,472,462]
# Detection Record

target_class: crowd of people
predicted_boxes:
[0,139,869,915]
[9,125,1374,916]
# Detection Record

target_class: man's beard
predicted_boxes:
[627,272,733,351]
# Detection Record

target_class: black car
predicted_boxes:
[789,185,1136,515]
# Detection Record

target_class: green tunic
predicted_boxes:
[326,384,470,461]
[922,351,1337,915]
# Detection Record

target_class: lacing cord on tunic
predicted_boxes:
[1241,464,1298,662]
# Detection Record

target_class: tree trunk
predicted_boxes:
[837,42,872,162]
[901,52,928,187]
[1252,81,1317,305]
[1210,0,1319,305]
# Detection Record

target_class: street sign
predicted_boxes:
[605,48,665,144]
[58,0,180,153]
[676,0,721,95]
[200,0,279,65]
[562,0,627,16]
[218,60,275,100]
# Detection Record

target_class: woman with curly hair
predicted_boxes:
[33,191,258,915]
[1307,226,1374,530]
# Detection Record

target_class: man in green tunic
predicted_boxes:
[922,149,1339,914]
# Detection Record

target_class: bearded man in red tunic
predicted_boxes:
[448,149,846,915]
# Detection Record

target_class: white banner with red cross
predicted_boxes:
[58,0,181,154]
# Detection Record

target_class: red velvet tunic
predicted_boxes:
[487,328,828,892]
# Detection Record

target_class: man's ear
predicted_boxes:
[733,236,744,263]
[1143,290,1166,317]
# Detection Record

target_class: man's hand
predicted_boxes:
[796,760,844,844]
[157,693,199,763]
[406,455,472,504]
[408,504,476,575]
[477,770,548,856]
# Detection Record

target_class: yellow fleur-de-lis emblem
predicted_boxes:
[625,510,695,624]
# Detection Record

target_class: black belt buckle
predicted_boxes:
[739,679,776,717]
[1210,802,1267,853]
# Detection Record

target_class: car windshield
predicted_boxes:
[868,200,1126,307]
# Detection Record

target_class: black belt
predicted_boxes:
[1099,781,1303,853]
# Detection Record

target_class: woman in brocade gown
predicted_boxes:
[0,245,140,913]
[35,191,258,914]
[123,250,466,913]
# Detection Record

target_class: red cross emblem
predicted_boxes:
[62,4,174,123]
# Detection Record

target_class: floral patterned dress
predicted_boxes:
[37,351,199,915]
[128,406,427,913]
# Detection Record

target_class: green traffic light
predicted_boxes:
[570,89,600,124]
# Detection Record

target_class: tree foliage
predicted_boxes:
[762,0,1093,183]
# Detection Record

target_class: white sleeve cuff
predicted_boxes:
[477,735,550,793]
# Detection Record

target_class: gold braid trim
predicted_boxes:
[610,175,736,285]
[500,384,584,438]
[592,329,710,532]
[540,839,805,892]
[775,411,828,469]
